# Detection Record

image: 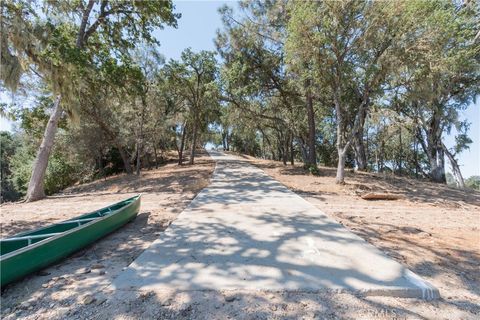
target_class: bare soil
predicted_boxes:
[1,151,479,320]
[238,154,480,319]
[0,152,214,319]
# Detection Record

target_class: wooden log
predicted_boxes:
[361,193,403,200]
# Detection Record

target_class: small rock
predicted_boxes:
[96,297,107,306]
[41,283,50,288]
[224,295,236,302]
[82,295,96,305]
[99,270,106,275]
[19,301,31,309]
[80,267,91,274]
[270,305,278,311]
[37,270,51,276]
[138,291,155,300]
[161,299,172,306]
[50,303,55,308]
[91,264,105,269]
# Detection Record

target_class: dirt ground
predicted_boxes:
[0,152,215,319]
[1,151,479,320]
[238,154,480,319]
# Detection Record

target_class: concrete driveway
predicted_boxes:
[112,151,438,299]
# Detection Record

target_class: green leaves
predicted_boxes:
[1,0,180,115]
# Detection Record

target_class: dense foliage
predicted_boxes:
[1,0,478,202]
[215,0,479,185]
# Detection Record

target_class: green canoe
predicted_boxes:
[0,195,141,287]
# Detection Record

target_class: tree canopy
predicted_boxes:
[1,0,479,202]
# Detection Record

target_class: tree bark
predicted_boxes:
[290,133,294,165]
[305,84,317,167]
[153,145,158,169]
[424,107,446,183]
[76,0,95,48]
[336,150,347,184]
[222,127,227,150]
[26,95,62,202]
[437,146,446,182]
[117,143,132,174]
[178,123,187,165]
[334,90,349,184]
[135,141,141,176]
[398,126,403,174]
[189,121,197,165]
[226,130,230,151]
[299,137,308,164]
[414,135,419,178]
[353,107,367,171]
[442,143,465,189]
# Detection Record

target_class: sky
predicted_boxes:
[1,0,479,177]
[154,0,233,61]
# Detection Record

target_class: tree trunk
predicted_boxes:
[117,143,132,174]
[178,123,187,165]
[429,160,443,182]
[354,135,367,171]
[414,135,419,178]
[398,127,403,174]
[336,149,347,184]
[222,128,227,150]
[306,85,317,167]
[290,133,294,165]
[26,95,62,202]
[135,141,141,175]
[353,108,367,171]
[189,121,197,165]
[426,144,445,183]
[442,143,465,189]
[153,145,158,169]
[423,107,446,183]
[299,137,308,164]
[136,96,146,176]
[437,146,446,183]
[334,90,349,184]
[282,145,287,165]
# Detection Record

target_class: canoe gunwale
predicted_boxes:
[3,195,140,240]
[0,195,141,261]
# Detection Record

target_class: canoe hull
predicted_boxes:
[1,196,141,286]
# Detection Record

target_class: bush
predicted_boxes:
[465,176,480,191]
[1,131,22,202]
[9,138,80,198]
[44,152,79,194]
[305,164,320,176]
